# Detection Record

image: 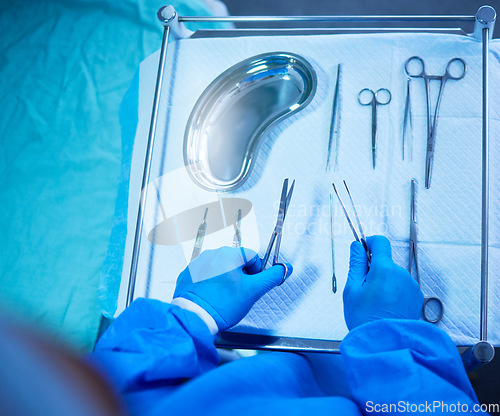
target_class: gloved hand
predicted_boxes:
[343,235,424,330]
[173,246,292,332]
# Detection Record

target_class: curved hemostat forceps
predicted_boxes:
[332,181,371,265]
[404,56,467,188]
[260,178,295,285]
[408,179,444,323]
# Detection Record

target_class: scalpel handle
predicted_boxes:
[191,223,206,261]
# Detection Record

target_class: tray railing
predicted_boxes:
[126,5,496,369]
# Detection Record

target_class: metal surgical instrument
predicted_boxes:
[358,88,391,169]
[326,64,341,171]
[332,181,371,264]
[191,207,208,260]
[261,179,295,284]
[329,194,337,293]
[404,56,467,188]
[402,78,413,161]
[232,209,242,247]
[408,179,444,323]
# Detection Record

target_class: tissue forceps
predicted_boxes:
[408,179,443,323]
[358,88,391,169]
[326,64,341,171]
[332,181,371,265]
[404,56,467,188]
[261,179,295,283]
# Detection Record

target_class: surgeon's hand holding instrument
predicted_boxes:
[358,88,391,169]
[260,178,295,285]
[344,236,424,330]
[174,247,291,332]
[404,56,467,188]
[408,179,444,323]
[332,181,371,264]
[191,207,208,260]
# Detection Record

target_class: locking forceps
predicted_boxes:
[404,56,467,188]
[332,181,371,264]
[409,179,444,323]
[261,179,295,283]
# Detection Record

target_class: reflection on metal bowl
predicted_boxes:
[184,52,317,192]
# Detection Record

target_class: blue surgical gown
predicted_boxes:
[86,298,485,415]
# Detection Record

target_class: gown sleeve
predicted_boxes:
[340,319,487,415]
[85,298,220,393]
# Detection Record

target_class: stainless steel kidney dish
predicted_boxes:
[184,52,317,192]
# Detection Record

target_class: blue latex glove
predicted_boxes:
[173,247,292,332]
[343,235,424,330]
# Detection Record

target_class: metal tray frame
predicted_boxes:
[124,5,496,366]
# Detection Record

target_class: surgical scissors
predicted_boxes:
[261,178,295,284]
[409,179,444,323]
[404,56,467,188]
[332,181,371,264]
[358,88,391,169]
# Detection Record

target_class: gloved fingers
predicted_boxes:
[348,241,368,283]
[244,263,292,297]
[228,246,261,272]
[214,246,259,269]
[366,235,393,265]
[186,246,259,283]
[242,249,263,274]
[394,264,425,305]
